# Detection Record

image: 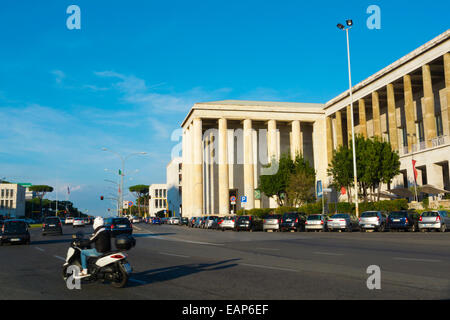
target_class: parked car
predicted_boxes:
[263,214,282,232]
[0,220,30,245]
[188,217,197,228]
[327,213,359,232]
[220,216,236,231]
[152,217,162,225]
[280,212,306,232]
[359,211,387,232]
[236,215,263,232]
[72,218,85,228]
[131,216,141,224]
[305,214,328,232]
[181,217,189,226]
[42,216,63,236]
[211,217,224,230]
[418,210,450,232]
[204,216,219,229]
[104,217,133,237]
[387,211,418,232]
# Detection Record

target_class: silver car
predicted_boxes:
[359,211,387,232]
[220,216,236,231]
[305,214,327,232]
[419,211,450,232]
[263,214,282,232]
[205,216,219,229]
[327,213,359,232]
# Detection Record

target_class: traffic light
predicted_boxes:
[100,196,104,200]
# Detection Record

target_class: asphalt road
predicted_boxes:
[1,223,450,300]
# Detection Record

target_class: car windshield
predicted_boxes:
[361,212,379,217]
[422,212,438,217]
[331,214,349,219]
[283,213,298,219]
[389,212,408,218]
[4,221,27,233]
[113,218,130,225]
[307,215,323,220]
[265,215,280,220]
[224,216,235,221]
[45,218,60,224]
[238,216,250,221]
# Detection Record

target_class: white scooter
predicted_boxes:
[62,232,134,288]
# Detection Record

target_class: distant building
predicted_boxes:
[149,184,168,217]
[166,157,182,217]
[0,183,26,218]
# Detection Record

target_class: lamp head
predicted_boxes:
[337,23,345,30]
[346,19,353,27]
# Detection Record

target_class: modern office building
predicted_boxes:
[180,30,450,217]
[166,157,182,217]
[0,183,26,218]
[148,184,168,217]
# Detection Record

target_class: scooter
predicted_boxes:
[62,232,133,288]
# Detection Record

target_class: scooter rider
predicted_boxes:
[76,216,111,278]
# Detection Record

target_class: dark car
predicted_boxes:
[387,211,418,232]
[180,217,189,226]
[104,217,133,237]
[235,215,263,232]
[42,217,63,236]
[0,220,31,245]
[280,212,306,232]
[152,217,162,225]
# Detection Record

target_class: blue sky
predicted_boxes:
[0,0,448,215]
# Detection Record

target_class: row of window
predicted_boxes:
[154,189,167,198]
[0,189,14,198]
[401,115,444,147]
[154,199,166,209]
[0,200,14,208]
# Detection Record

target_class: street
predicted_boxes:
[1,223,450,299]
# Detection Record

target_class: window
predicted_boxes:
[163,189,166,198]
[10,200,13,207]
[154,199,158,208]
[10,190,13,198]
[418,121,425,142]
[5,190,8,198]
[0,200,3,208]
[1,189,3,197]
[402,127,408,147]
[436,113,444,137]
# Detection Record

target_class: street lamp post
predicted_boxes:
[102,148,147,217]
[337,20,359,217]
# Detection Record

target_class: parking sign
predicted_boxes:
[241,196,247,203]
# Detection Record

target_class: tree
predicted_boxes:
[286,155,316,207]
[327,144,354,203]
[29,185,53,217]
[259,154,295,206]
[129,185,149,217]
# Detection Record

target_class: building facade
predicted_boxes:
[166,157,182,217]
[0,183,26,218]
[180,30,450,218]
[148,184,168,217]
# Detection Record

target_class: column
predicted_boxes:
[387,83,399,151]
[326,116,333,164]
[181,129,187,217]
[243,119,255,210]
[209,132,215,214]
[267,119,278,161]
[403,74,416,152]
[372,91,382,138]
[346,105,353,145]
[444,53,450,138]
[192,118,203,216]
[184,125,193,217]
[335,110,344,147]
[218,118,229,215]
[204,135,210,214]
[290,120,302,159]
[358,99,367,138]
[422,64,437,148]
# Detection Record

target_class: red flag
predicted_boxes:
[340,186,347,195]
[412,160,418,182]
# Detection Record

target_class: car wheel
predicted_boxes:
[440,224,446,232]
[410,225,416,232]
[378,225,385,232]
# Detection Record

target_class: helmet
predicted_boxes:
[93,216,104,230]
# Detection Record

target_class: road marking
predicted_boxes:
[159,252,190,258]
[393,257,441,263]
[240,263,297,272]
[35,247,45,252]
[313,252,344,256]
[54,255,66,261]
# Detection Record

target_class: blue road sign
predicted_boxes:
[241,196,247,203]
[317,181,323,198]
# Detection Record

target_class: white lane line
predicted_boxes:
[129,278,146,285]
[393,257,441,263]
[314,252,344,256]
[54,255,66,261]
[35,247,45,252]
[159,252,190,258]
[240,263,297,272]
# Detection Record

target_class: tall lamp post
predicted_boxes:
[337,19,359,217]
[102,148,147,216]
